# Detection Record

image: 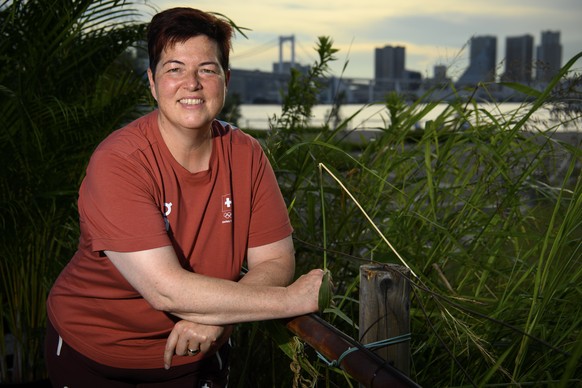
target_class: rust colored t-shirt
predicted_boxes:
[46,111,293,369]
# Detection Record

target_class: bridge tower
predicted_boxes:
[278,35,295,73]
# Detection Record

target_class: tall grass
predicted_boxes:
[0,0,149,382]
[231,43,582,386]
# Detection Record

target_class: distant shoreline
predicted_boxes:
[238,103,582,134]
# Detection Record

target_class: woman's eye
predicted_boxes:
[199,67,221,75]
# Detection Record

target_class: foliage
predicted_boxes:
[267,36,339,145]
[0,0,150,382]
[219,92,243,126]
[231,41,582,386]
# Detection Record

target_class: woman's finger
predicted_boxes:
[164,328,180,369]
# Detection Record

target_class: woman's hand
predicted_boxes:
[164,320,232,369]
[285,269,325,315]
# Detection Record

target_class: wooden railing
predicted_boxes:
[284,264,420,387]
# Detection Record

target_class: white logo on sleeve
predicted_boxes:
[163,202,173,230]
[222,194,232,224]
[164,202,173,216]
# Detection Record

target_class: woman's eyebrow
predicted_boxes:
[161,59,185,67]
[199,61,220,67]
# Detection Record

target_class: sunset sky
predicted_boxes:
[142,0,582,80]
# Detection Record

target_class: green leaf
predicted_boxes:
[318,269,334,312]
[498,82,543,98]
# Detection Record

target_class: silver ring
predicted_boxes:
[187,348,200,356]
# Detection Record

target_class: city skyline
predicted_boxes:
[145,0,582,80]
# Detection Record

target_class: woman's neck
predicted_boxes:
[159,121,214,173]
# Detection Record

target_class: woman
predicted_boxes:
[45,7,323,387]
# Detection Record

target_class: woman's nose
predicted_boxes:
[185,72,201,90]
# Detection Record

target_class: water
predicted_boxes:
[239,103,582,133]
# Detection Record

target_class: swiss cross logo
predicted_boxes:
[222,194,233,224]
[222,195,232,211]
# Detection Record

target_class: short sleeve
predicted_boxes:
[78,148,170,253]
[246,140,293,247]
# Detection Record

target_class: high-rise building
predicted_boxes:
[457,36,497,86]
[502,34,534,83]
[374,45,406,89]
[536,30,562,82]
[433,65,448,82]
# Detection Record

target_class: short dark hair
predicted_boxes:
[147,8,233,76]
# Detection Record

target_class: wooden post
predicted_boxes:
[359,264,411,375]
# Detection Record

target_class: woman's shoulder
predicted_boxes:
[96,111,159,156]
[213,119,261,149]
[213,119,241,137]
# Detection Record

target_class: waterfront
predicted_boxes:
[239,102,582,134]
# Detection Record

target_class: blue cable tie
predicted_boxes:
[316,333,411,367]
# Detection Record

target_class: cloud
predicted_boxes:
[147,0,582,77]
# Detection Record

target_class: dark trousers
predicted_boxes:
[45,320,230,388]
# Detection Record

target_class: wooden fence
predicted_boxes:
[285,263,418,387]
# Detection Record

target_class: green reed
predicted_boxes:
[237,41,582,386]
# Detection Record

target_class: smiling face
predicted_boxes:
[147,35,230,134]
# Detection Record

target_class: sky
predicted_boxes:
[142,0,582,80]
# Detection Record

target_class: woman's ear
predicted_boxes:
[147,68,158,101]
[225,69,231,88]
